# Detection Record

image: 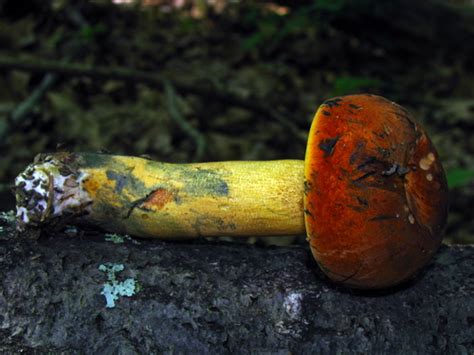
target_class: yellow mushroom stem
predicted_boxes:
[15,153,305,239]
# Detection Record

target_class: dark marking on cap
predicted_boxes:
[397,166,410,176]
[356,196,369,207]
[347,204,364,212]
[355,155,393,177]
[374,130,388,139]
[356,156,378,171]
[347,195,369,212]
[304,208,315,220]
[389,110,413,126]
[369,215,399,222]
[351,179,368,190]
[322,110,331,117]
[349,141,366,165]
[323,98,343,108]
[318,136,340,157]
[303,180,312,195]
[382,164,398,176]
[353,171,376,183]
[382,163,410,177]
[349,103,361,110]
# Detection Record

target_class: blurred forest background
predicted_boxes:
[0,0,473,244]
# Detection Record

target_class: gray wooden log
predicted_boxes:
[0,219,473,354]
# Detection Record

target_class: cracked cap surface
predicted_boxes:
[304,94,449,289]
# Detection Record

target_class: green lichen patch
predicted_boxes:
[98,263,139,308]
[104,233,140,245]
[0,210,15,224]
[0,210,16,240]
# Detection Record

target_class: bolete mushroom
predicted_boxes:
[14,94,448,289]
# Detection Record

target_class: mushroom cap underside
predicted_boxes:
[303,94,448,289]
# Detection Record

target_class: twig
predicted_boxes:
[0,69,61,141]
[164,82,206,162]
[9,73,58,124]
[0,56,307,143]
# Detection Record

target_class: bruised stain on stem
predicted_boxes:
[141,188,175,211]
[146,161,230,198]
[184,172,229,197]
[106,170,128,193]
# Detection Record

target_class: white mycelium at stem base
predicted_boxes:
[14,156,91,230]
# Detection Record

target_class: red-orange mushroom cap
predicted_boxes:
[303,94,448,289]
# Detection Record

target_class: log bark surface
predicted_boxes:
[0,220,473,354]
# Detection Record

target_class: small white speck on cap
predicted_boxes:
[426,174,433,181]
[419,153,436,171]
[408,214,415,224]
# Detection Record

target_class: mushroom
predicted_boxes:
[14,94,448,289]
[304,95,448,288]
